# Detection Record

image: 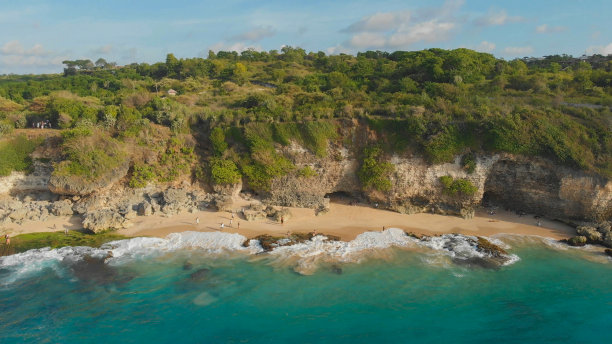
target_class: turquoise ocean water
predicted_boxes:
[1,230,611,343]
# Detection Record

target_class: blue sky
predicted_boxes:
[0,0,610,74]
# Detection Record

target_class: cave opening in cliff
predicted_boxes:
[325,191,360,205]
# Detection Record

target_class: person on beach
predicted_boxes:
[237,221,240,229]
[231,213,235,220]
[5,234,10,246]
[281,216,284,225]
[220,223,225,230]
[196,217,200,225]
[382,226,386,231]
[229,219,233,227]
[312,229,317,237]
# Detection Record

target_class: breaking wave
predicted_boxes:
[0,228,521,283]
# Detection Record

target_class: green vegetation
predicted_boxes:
[358,146,394,192]
[53,132,126,181]
[209,158,241,185]
[461,153,477,174]
[298,166,318,178]
[439,175,478,197]
[0,135,41,176]
[210,127,228,156]
[4,231,127,254]
[0,48,610,185]
[129,163,156,188]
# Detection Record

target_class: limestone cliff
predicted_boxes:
[262,143,611,223]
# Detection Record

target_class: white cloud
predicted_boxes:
[92,44,113,54]
[388,20,454,47]
[231,26,276,42]
[1,54,65,67]
[476,41,496,53]
[342,1,462,50]
[209,42,262,53]
[0,40,50,56]
[342,11,411,33]
[349,32,387,48]
[474,9,523,26]
[503,46,534,56]
[0,40,65,73]
[586,43,612,55]
[535,24,566,34]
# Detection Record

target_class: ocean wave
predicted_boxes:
[0,229,519,283]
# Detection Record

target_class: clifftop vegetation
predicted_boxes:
[0,47,611,192]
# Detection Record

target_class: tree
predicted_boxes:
[232,62,248,85]
[165,53,180,77]
[95,58,108,68]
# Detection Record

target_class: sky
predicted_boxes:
[0,0,610,74]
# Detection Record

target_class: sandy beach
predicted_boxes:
[119,196,574,241]
[3,195,575,241]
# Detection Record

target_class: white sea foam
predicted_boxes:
[101,231,262,263]
[270,228,418,262]
[0,246,106,285]
[0,232,260,284]
[417,234,520,266]
[1,229,522,283]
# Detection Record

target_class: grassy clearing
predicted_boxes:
[0,134,42,176]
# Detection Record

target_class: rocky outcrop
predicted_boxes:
[0,196,52,225]
[50,200,74,216]
[483,157,612,221]
[241,203,291,222]
[82,208,131,233]
[212,181,242,197]
[0,162,52,195]
[567,222,612,248]
[48,161,130,196]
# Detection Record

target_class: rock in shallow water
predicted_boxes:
[567,236,587,247]
[189,268,211,282]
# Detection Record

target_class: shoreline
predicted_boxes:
[3,196,574,242]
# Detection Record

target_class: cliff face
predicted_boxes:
[1,139,610,224]
[483,157,612,221]
[0,162,51,195]
[262,143,612,222]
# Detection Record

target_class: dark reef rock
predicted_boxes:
[189,268,210,282]
[567,236,588,246]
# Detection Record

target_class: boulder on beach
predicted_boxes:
[82,208,130,233]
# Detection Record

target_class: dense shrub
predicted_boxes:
[358,146,394,192]
[439,175,478,196]
[129,164,156,188]
[209,127,228,156]
[210,158,241,185]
